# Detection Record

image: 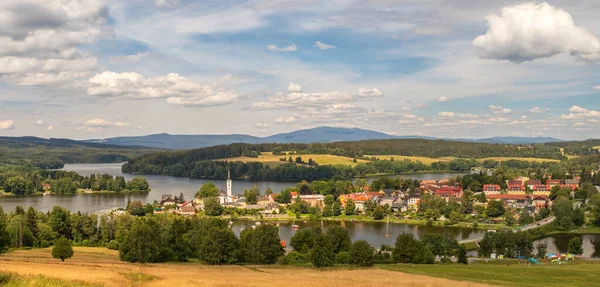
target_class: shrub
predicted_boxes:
[52,237,74,261]
[283,251,307,265]
[335,252,351,264]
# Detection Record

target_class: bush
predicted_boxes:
[106,240,119,250]
[52,237,74,261]
[335,252,351,264]
[349,240,375,267]
[283,251,307,265]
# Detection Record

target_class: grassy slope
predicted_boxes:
[364,155,456,164]
[0,247,489,287]
[223,153,370,167]
[381,260,600,287]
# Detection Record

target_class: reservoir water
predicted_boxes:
[0,163,598,256]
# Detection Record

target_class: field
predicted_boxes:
[222,153,370,167]
[0,248,490,287]
[364,155,455,164]
[380,260,600,287]
[475,157,560,163]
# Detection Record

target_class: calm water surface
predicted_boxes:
[2,163,598,256]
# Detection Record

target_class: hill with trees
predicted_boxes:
[0,136,159,169]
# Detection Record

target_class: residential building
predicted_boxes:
[434,187,462,202]
[525,180,542,190]
[547,179,561,187]
[486,194,531,209]
[482,184,501,195]
[257,196,271,205]
[507,180,522,186]
[407,194,421,209]
[299,194,325,207]
[379,196,394,207]
[178,205,196,216]
[507,184,526,195]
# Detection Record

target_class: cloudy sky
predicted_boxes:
[1,0,600,140]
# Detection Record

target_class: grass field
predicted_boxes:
[475,157,560,163]
[381,260,600,287]
[223,153,369,167]
[364,155,455,164]
[0,247,490,287]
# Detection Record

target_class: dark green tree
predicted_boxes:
[240,225,283,264]
[52,237,74,261]
[345,199,356,215]
[196,182,220,198]
[349,240,375,267]
[310,233,334,267]
[203,197,223,216]
[325,226,351,253]
[568,237,583,255]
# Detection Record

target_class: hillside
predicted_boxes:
[0,136,158,168]
[86,126,566,150]
[85,127,398,149]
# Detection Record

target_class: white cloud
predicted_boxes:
[109,52,150,63]
[473,2,600,62]
[0,0,109,86]
[266,44,298,52]
[521,115,528,119]
[84,119,130,128]
[357,88,383,99]
[561,105,600,119]
[403,114,417,119]
[0,120,15,130]
[274,116,297,124]
[488,117,510,122]
[314,41,336,50]
[254,122,269,128]
[47,125,54,131]
[488,105,511,115]
[594,85,600,90]
[529,107,549,114]
[35,120,44,125]
[438,111,455,118]
[154,0,179,9]
[287,82,302,92]
[437,96,449,102]
[457,113,479,119]
[87,72,238,106]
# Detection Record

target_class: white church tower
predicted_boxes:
[226,165,233,202]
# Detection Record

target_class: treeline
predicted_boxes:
[0,136,157,169]
[0,167,149,194]
[545,139,600,156]
[122,139,566,169]
[122,158,479,182]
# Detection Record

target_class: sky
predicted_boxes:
[1,0,600,140]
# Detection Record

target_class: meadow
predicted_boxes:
[223,153,370,167]
[0,247,488,287]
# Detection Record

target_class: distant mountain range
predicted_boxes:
[83,126,564,150]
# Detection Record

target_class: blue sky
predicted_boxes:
[0,0,599,139]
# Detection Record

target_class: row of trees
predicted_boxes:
[0,167,149,195]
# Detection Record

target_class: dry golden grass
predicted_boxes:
[223,154,369,167]
[364,155,455,164]
[0,248,493,287]
[475,157,560,163]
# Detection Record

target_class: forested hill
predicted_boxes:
[0,136,158,169]
[124,138,565,166]
[121,139,566,181]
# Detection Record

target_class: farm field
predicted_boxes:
[380,260,600,287]
[364,155,455,164]
[475,157,560,163]
[222,153,369,167]
[0,247,489,287]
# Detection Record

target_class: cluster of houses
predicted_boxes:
[152,173,583,219]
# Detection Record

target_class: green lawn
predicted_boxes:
[380,260,600,287]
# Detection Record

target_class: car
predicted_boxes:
[536,223,541,226]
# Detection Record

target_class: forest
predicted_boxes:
[0,136,157,169]
[0,166,150,194]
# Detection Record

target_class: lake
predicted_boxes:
[0,163,464,214]
[1,163,597,257]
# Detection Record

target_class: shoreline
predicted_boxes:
[0,189,150,197]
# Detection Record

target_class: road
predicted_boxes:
[459,216,555,245]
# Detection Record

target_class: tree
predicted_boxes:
[568,237,583,255]
[457,245,468,264]
[591,194,600,227]
[460,189,474,214]
[332,201,342,216]
[310,233,334,267]
[243,186,260,204]
[290,229,317,254]
[240,225,283,264]
[553,196,574,230]
[349,240,375,267]
[197,182,220,198]
[345,199,356,215]
[325,226,351,253]
[504,210,516,226]
[49,206,71,238]
[119,220,161,263]
[486,200,505,217]
[518,209,534,225]
[265,188,273,196]
[0,207,10,253]
[203,197,223,216]
[276,189,293,204]
[536,243,547,259]
[52,237,74,261]
[126,177,149,191]
[198,226,239,265]
[573,208,586,227]
[372,206,385,220]
[392,233,433,264]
